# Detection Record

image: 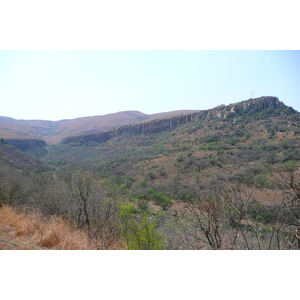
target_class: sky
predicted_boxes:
[0,50,299,121]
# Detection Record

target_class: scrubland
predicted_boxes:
[1,98,300,250]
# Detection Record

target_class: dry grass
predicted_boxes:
[0,205,94,250]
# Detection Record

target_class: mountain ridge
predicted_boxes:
[63,96,294,146]
[1,96,298,149]
[0,110,199,144]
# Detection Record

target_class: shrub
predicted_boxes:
[137,194,149,200]
[140,181,147,188]
[254,174,268,187]
[147,171,156,180]
[149,192,171,209]
[247,201,273,223]
[119,206,166,250]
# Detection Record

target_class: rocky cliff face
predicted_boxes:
[242,96,282,111]
[62,96,285,146]
[5,139,47,152]
[207,96,284,118]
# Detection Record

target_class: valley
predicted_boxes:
[1,96,300,250]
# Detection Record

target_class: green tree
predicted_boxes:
[119,204,165,250]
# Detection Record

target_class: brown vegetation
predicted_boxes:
[0,205,122,250]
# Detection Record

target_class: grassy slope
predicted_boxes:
[0,127,33,139]
[0,142,47,173]
[0,205,123,250]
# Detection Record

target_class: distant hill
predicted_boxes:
[0,110,199,144]
[63,96,296,146]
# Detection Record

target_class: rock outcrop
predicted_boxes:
[62,96,286,146]
[5,138,46,152]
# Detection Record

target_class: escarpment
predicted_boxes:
[5,138,46,152]
[62,96,286,146]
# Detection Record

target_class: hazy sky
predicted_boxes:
[0,50,299,121]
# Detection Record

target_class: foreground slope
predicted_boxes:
[0,205,123,250]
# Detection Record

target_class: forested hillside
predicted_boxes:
[1,96,300,250]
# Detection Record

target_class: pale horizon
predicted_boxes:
[1,50,299,121]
